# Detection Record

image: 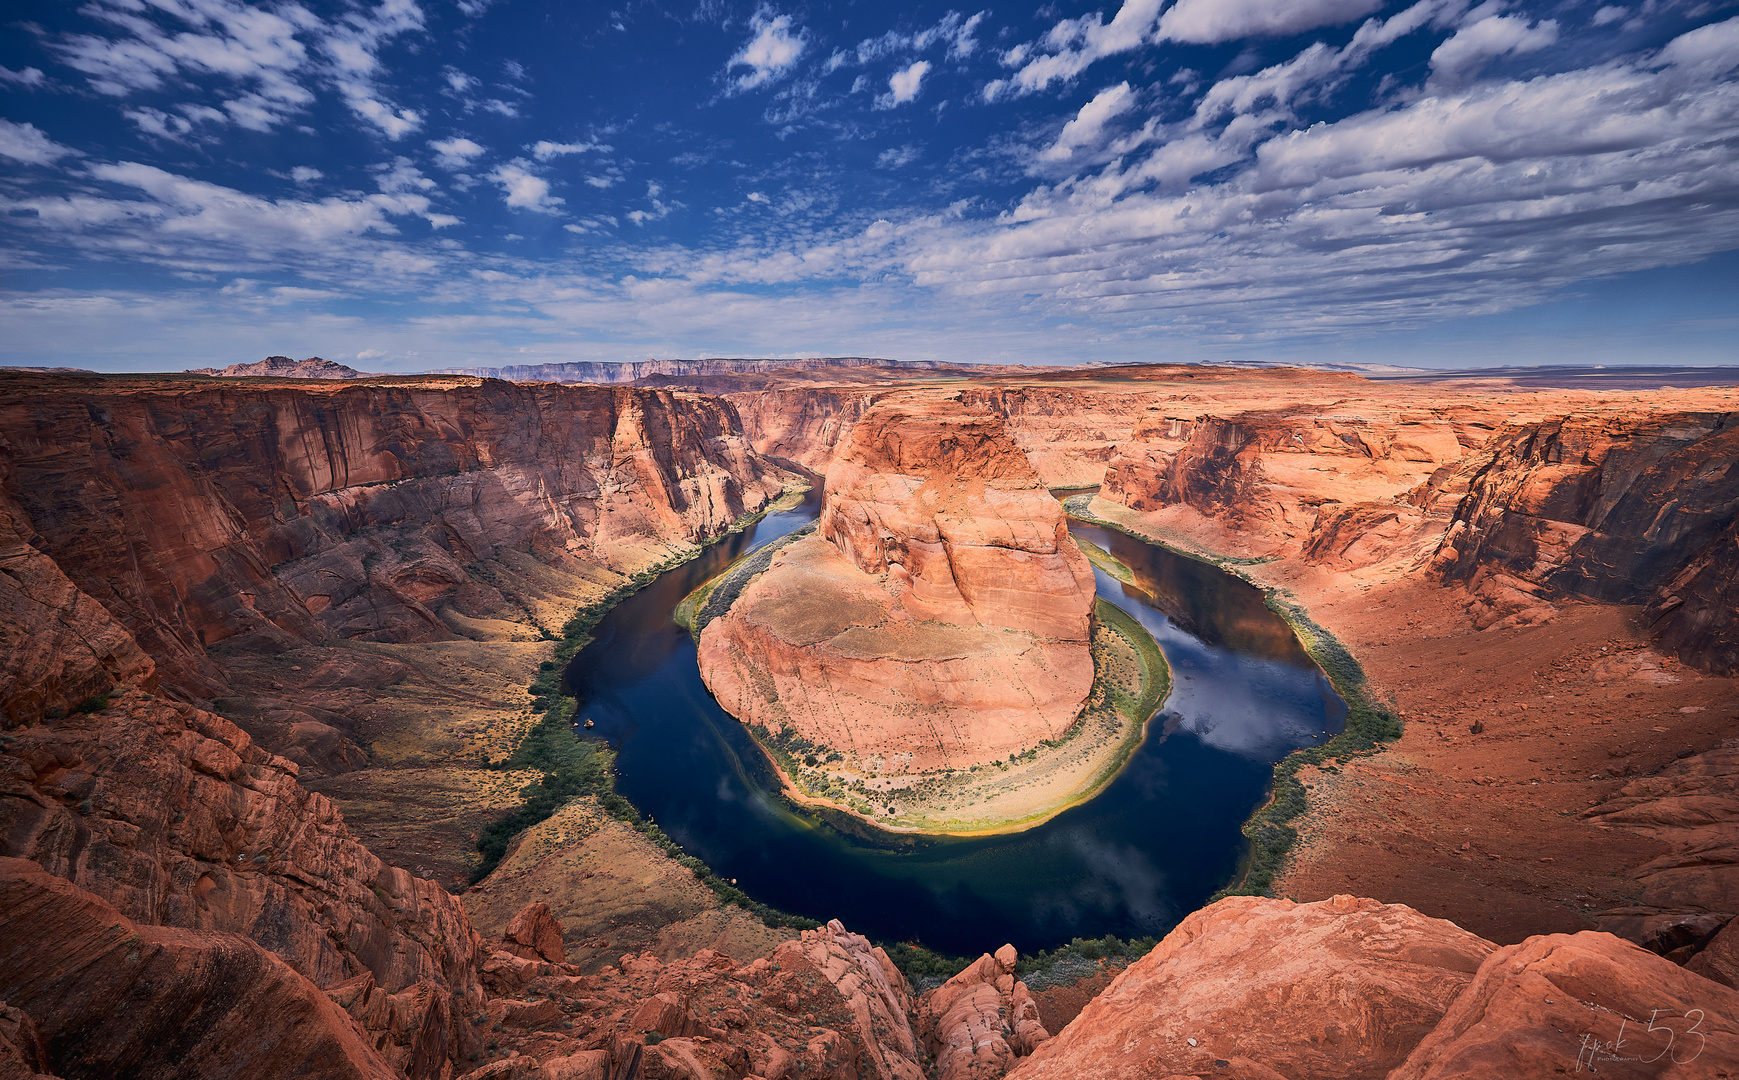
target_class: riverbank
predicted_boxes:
[718,593,1170,837]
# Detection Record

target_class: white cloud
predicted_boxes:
[489,161,564,214]
[1430,14,1559,87]
[342,88,423,139]
[727,7,806,92]
[430,136,486,169]
[291,166,323,183]
[746,191,770,203]
[1008,0,1162,94]
[46,0,424,139]
[531,139,594,161]
[1593,6,1627,27]
[1158,0,1388,45]
[877,145,921,168]
[0,65,45,87]
[1658,15,1739,76]
[1040,83,1136,162]
[0,120,79,166]
[880,60,932,107]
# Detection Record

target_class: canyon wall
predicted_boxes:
[698,393,1098,773]
[0,376,793,721]
[1421,411,1739,662]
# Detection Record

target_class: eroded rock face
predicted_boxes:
[0,379,792,709]
[0,687,486,1014]
[0,856,400,1080]
[699,393,1096,772]
[1425,412,1739,649]
[1007,895,1496,1080]
[1583,740,1739,916]
[1100,406,1477,566]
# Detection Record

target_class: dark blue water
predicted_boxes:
[563,492,1343,955]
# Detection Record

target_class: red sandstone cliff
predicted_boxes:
[0,376,792,757]
[1421,412,1739,662]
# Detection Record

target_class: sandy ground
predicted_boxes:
[461,796,795,972]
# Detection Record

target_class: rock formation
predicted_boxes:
[1008,894,1739,1080]
[0,375,792,768]
[189,355,371,379]
[698,392,1097,773]
[0,856,403,1080]
[1008,895,1495,1080]
[1423,411,1739,661]
[918,943,1051,1080]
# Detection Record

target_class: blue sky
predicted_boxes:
[2,0,1737,371]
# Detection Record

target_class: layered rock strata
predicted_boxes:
[1423,411,1739,658]
[0,376,791,714]
[0,856,401,1080]
[698,393,1097,773]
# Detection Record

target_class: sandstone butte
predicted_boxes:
[697,391,1098,776]
[0,363,1737,1079]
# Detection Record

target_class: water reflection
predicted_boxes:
[561,497,1343,955]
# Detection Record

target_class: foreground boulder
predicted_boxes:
[699,392,1097,773]
[1389,930,1739,1079]
[1008,895,1496,1080]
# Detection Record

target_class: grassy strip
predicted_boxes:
[687,523,816,638]
[1062,495,1401,899]
[1075,535,1135,585]
[1093,598,1170,727]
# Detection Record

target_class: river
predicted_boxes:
[563,490,1344,955]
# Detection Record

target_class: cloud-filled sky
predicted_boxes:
[2,0,1737,371]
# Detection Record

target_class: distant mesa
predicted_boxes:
[697,391,1098,776]
[187,355,370,379]
[425,356,947,384]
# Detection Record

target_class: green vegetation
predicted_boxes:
[1217,590,1400,898]
[1059,495,1401,900]
[883,941,973,990]
[1015,933,1160,989]
[71,691,112,714]
[684,523,816,638]
[1092,598,1169,727]
[1075,535,1135,584]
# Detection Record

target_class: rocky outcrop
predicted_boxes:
[0,687,486,1044]
[0,377,791,713]
[0,461,155,724]
[1008,894,1495,1080]
[766,920,926,1080]
[699,393,1096,772]
[918,944,1050,1080]
[1387,930,1739,1079]
[1425,412,1738,651]
[503,902,567,964]
[0,856,400,1080]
